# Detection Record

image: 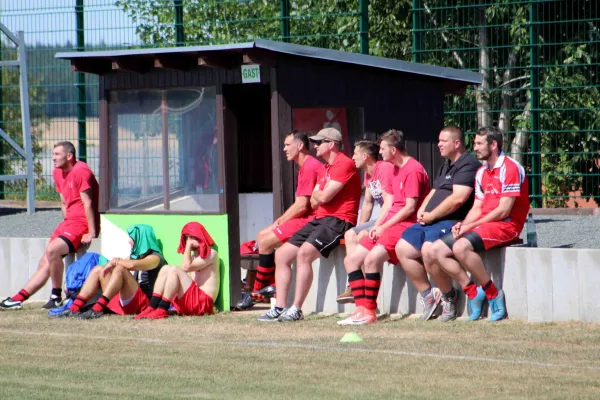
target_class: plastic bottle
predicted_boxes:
[526,213,538,247]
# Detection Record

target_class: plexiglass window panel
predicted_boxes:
[109,87,218,212]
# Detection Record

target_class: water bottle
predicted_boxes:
[526,213,538,247]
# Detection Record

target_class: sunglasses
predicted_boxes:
[311,139,332,146]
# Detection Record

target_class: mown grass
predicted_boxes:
[1,304,600,399]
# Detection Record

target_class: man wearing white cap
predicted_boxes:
[258,127,362,322]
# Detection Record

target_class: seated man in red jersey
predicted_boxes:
[1,141,99,310]
[257,128,362,322]
[336,139,394,304]
[339,129,430,326]
[136,222,219,319]
[236,130,321,310]
[430,126,530,322]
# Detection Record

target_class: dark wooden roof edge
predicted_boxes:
[56,39,482,86]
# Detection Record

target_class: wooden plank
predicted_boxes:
[112,58,152,74]
[418,141,434,183]
[198,55,235,70]
[154,56,197,72]
[72,59,111,75]
[242,49,276,67]
[220,86,241,308]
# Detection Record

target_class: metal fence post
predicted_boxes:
[412,0,421,63]
[0,50,4,199]
[76,0,87,163]
[359,0,369,55]
[174,0,184,46]
[529,0,541,207]
[280,0,290,43]
[17,31,35,214]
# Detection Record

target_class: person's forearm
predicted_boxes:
[181,245,193,270]
[84,204,96,236]
[277,201,309,224]
[381,204,416,229]
[359,202,374,225]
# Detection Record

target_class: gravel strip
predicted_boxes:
[0,210,597,249]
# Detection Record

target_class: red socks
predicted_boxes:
[70,296,88,313]
[253,253,275,292]
[91,295,110,313]
[348,270,365,307]
[481,280,499,300]
[363,273,381,311]
[462,282,479,300]
[11,289,30,302]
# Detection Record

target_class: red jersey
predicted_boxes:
[474,153,530,229]
[385,158,430,224]
[315,152,362,225]
[364,161,394,207]
[53,161,100,233]
[295,155,322,218]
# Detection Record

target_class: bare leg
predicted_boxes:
[162,267,194,300]
[344,246,369,274]
[364,246,389,274]
[257,227,283,255]
[274,243,299,308]
[77,266,103,299]
[151,266,171,297]
[101,265,138,300]
[292,242,321,309]
[430,240,471,287]
[452,239,490,284]
[23,239,69,296]
[395,239,431,292]
[422,242,453,293]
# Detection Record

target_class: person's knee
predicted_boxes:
[363,252,380,272]
[344,229,356,243]
[395,240,412,261]
[452,240,472,260]
[257,228,271,247]
[45,245,64,262]
[297,245,317,265]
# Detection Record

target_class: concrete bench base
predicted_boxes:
[0,238,101,301]
[286,246,600,323]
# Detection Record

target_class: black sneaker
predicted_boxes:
[51,308,79,319]
[0,297,23,310]
[77,309,104,320]
[257,285,276,298]
[234,292,254,311]
[42,296,63,310]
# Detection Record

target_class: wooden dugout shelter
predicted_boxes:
[56,39,482,310]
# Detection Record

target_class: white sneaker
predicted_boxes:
[337,306,363,325]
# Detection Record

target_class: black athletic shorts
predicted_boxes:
[287,216,354,258]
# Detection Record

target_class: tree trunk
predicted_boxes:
[476,2,492,128]
[499,49,517,151]
[510,96,530,165]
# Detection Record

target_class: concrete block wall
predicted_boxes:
[0,238,101,301]
[288,246,600,323]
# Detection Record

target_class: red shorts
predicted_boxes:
[470,221,521,250]
[272,217,312,243]
[359,222,412,265]
[50,220,89,252]
[172,281,215,316]
[106,287,149,315]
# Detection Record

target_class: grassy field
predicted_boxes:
[1,304,600,399]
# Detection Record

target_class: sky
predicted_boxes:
[1,0,137,47]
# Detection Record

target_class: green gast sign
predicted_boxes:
[241,64,260,83]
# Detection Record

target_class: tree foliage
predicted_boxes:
[114,0,599,207]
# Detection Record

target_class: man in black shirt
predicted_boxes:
[395,126,480,322]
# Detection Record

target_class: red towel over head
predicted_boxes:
[178,222,215,259]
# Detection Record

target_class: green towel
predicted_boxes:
[127,224,161,260]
